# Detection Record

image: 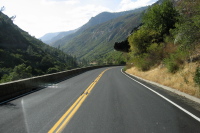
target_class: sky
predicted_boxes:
[0,0,158,38]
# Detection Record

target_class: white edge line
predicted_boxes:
[121,69,200,122]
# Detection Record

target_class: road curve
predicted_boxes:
[0,66,200,133]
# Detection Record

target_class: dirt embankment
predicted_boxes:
[126,62,200,98]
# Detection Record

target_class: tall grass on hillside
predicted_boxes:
[126,63,200,97]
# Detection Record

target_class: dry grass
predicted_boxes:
[126,62,200,98]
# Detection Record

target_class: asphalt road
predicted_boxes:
[0,67,200,133]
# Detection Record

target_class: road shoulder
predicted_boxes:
[122,69,200,113]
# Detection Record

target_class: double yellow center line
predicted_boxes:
[48,68,109,133]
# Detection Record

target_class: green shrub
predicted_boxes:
[130,54,151,71]
[128,27,160,55]
[147,43,164,62]
[122,67,127,72]
[0,74,11,83]
[164,56,179,73]
[47,67,60,74]
[194,66,200,86]
[164,50,187,73]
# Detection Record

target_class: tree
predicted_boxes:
[142,0,178,35]
[40,56,54,72]
[9,64,32,81]
[10,15,16,21]
[114,39,130,53]
[128,27,160,55]
[129,0,179,55]
[0,6,5,12]
[26,45,34,55]
[127,0,179,71]
[173,0,200,61]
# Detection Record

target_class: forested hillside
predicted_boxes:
[116,0,200,96]
[51,9,146,48]
[122,0,200,72]
[0,10,77,83]
[52,7,147,64]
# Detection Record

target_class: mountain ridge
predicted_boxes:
[40,28,79,45]
[39,32,60,43]
[52,6,148,63]
[51,7,147,48]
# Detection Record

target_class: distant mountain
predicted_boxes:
[78,9,145,32]
[51,8,147,48]
[0,11,77,83]
[40,28,78,45]
[40,32,60,43]
[52,7,148,62]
